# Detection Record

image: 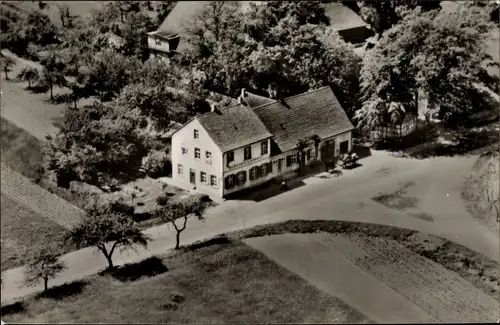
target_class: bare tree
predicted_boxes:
[56,3,70,27]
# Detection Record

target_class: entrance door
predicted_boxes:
[277,158,282,172]
[320,140,335,162]
[340,141,349,155]
[190,169,196,184]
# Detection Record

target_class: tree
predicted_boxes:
[0,55,15,80]
[155,196,209,250]
[121,12,155,61]
[24,243,66,292]
[65,203,149,269]
[44,102,148,189]
[17,66,40,88]
[185,1,242,58]
[356,7,498,131]
[56,3,71,28]
[357,0,441,36]
[296,138,310,172]
[84,49,137,101]
[40,53,67,100]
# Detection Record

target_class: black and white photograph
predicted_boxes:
[0,0,499,323]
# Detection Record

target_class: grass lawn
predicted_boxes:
[1,239,370,323]
[0,117,44,182]
[0,194,70,271]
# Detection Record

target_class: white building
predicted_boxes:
[171,86,355,199]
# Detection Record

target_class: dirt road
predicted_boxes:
[1,151,497,304]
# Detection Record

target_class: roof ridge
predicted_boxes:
[196,102,246,119]
[251,86,332,111]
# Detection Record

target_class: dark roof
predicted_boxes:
[196,104,273,152]
[324,2,367,31]
[240,90,275,108]
[252,86,355,153]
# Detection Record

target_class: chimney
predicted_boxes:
[241,88,246,98]
[210,103,218,112]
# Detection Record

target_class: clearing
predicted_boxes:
[0,194,70,271]
[1,239,370,323]
[245,232,499,323]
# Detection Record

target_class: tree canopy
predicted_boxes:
[189,1,361,115]
[356,6,499,130]
[65,202,149,269]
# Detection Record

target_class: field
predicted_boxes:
[1,239,370,323]
[0,194,70,271]
[330,234,498,322]
[0,117,44,182]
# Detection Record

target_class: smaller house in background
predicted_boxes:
[171,86,355,199]
[146,30,181,58]
[324,2,374,45]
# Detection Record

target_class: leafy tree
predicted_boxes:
[356,7,498,131]
[0,55,16,80]
[44,102,148,189]
[199,15,361,114]
[84,49,137,101]
[155,196,209,250]
[40,53,67,100]
[121,12,155,61]
[65,204,149,269]
[23,243,66,292]
[357,0,441,36]
[17,66,40,88]
[185,1,242,58]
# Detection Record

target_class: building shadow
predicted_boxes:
[225,162,325,202]
[99,256,169,282]
[35,280,89,300]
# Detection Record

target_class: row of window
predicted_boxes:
[225,162,273,189]
[182,147,212,164]
[177,164,217,187]
[226,141,268,165]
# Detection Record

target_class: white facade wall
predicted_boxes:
[147,35,170,53]
[171,119,223,197]
[223,138,271,172]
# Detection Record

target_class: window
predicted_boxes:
[200,171,207,184]
[177,164,183,175]
[194,129,199,139]
[286,154,297,167]
[210,175,217,187]
[237,171,246,184]
[244,146,252,160]
[181,147,187,155]
[250,167,258,180]
[194,148,201,159]
[261,141,268,155]
[306,149,311,161]
[260,164,267,176]
[205,151,212,165]
[155,39,161,46]
[227,151,234,164]
[225,174,234,189]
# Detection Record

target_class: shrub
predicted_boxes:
[141,149,171,178]
[156,194,170,206]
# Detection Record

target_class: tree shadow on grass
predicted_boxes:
[35,280,89,300]
[99,256,169,282]
[1,301,25,316]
